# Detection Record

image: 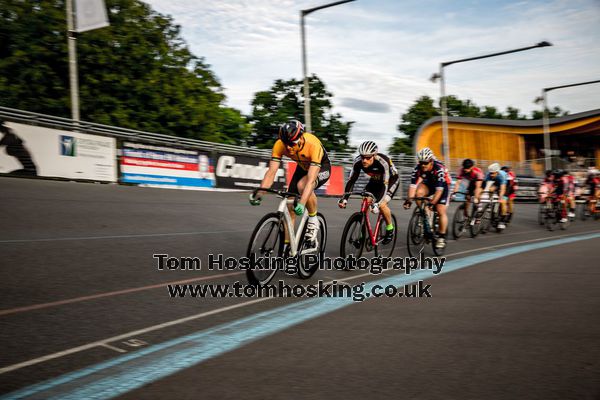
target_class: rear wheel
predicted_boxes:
[480,204,492,233]
[246,213,284,286]
[375,213,397,257]
[297,213,327,279]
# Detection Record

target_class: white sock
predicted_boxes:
[308,215,318,226]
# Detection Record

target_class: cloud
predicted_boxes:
[142,0,600,150]
[339,97,391,113]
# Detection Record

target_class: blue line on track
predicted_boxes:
[3,232,599,400]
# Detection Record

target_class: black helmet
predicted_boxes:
[501,165,510,171]
[545,169,553,178]
[553,169,564,177]
[278,120,304,146]
[462,158,474,169]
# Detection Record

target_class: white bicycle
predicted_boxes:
[246,188,327,286]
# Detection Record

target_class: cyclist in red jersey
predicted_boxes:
[585,168,600,216]
[563,170,576,219]
[452,158,483,217]
[548,169,569,223]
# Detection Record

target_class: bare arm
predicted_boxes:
[258,160,281,195]
[300,165,320,205]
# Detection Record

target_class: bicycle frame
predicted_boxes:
[360,196,385,246]
[277,197,309,257]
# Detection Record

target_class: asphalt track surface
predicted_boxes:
[0,177,599,399]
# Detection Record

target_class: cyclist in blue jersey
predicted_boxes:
[484,163,508,230]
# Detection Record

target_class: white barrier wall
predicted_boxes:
[0,122,117,182]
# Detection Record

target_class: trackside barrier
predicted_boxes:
[1,107,569,200]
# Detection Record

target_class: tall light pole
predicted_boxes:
[300,0,355,133]
[430,41,553,168]
[66,0,80,122]
[534,79,600,170]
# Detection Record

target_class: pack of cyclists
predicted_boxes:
[251,119,598,254]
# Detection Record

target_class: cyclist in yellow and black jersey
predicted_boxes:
[250,120,330,251]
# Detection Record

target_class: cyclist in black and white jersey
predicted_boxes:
[338,141,399,244]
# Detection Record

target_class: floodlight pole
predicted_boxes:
[431,41,553,168]
[300,0,355,132]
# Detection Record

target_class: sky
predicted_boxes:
[143,0,600,150]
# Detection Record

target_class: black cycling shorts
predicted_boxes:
[364,175,400,203]
[288,165,330,195]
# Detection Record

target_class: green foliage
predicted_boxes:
[389,136,413,155]
[248,75,353,151]
[0,0,248,144]
[396,95,439,142]
[390,95,569,155]
[530,106,569,120]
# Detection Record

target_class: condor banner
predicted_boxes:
[120,142,215,189]
[0,122,116,182]
[215,154,286,190]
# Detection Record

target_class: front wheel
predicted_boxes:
[246,212,285,286]
[538,203,546,225]
[340,212,365,261]
[406,209,426,257]
[297,212,327,279]
[431,212,446,257]
[545,203,557,231]
[452,203,467,240]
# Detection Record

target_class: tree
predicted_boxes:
[248,74,353,151]
[390,95,439,154]
[0,0,247,144]
[530,106,569,120]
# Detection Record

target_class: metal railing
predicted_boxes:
[2,106,594,179]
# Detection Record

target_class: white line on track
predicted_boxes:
[0,226,346,244]
[0,273,375,375]
[1,228,598,376]
[0,230,252,243]
[0,271,244,317]
[100,344,127,354]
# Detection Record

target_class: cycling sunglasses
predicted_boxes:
[419,161,431,166]
[361,155,374,160]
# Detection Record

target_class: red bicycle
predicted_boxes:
[544,193,569,231]
[340,191,398,258]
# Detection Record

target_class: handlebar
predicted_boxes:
[253,187,300,208]
[409,196,433,202]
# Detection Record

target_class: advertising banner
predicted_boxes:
[215,154,286,190]
[120,142,215,189]
[0,122,116,182]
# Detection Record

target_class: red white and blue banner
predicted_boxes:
[120,142,215,189]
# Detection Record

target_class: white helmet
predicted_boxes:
[358,141,378,156]
[417,147,434,162]
[488,163,501,173]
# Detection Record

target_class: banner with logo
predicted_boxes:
[120,142,215,189]
[215,154,286,190]
[0,122,116,181]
